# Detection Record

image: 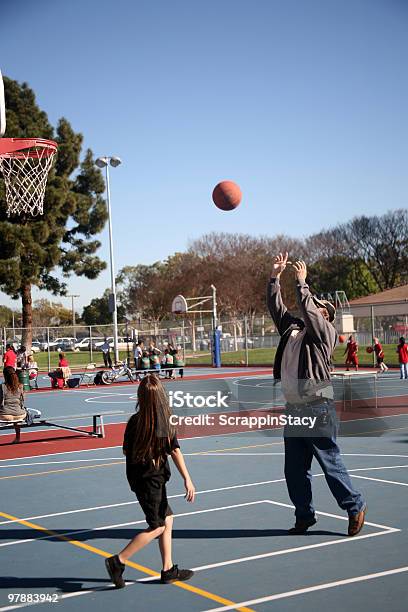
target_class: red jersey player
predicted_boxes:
[344,335,359,371]
[373,337,388,373]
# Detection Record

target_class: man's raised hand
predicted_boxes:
[272,252,290,278]
[293,260,307,283]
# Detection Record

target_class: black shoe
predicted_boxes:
[161,564,194,584]
[105,555,126,588]
[288,517,317,534]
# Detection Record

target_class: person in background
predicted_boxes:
[16,346,27,371]
[101,337,113,369]
[27,354,38,376]
[162,349,175,379]
[141,351,151,373]
[3,344,17,372]
[149,342,161,371]
[174,349,184,379]
[396,337,408,380]
[344,335,358,372]
[27,355,39,389]
[0,367,27,443]
[58,352,69,368]
[133,341,144,370]
[373,337,388,373]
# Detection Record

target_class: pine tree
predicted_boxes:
[0,76,108,347]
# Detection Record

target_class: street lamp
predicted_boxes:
[66,294,79,338]
[95,155,122,364]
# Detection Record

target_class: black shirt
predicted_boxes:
[123,414,180,490]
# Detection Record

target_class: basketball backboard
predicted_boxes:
[0,69,5,137]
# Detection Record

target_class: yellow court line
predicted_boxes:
[193,441,284,454]
[0,510,254,612]
[0,461,125,481]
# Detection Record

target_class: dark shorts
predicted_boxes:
[134,479,173,529]
[377,357,384,364]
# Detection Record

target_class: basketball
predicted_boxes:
[212,180,242,211]
[366,346,373,353]
[339,335,346,343]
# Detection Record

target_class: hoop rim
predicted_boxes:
[0,137,58,158]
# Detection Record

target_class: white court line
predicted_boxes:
[2,451,408,468]
[138,529,398,580]
[0,501,268,548]
[0,488,396,543]
[352,474,408,487]
[0,462,406,526]
[200,566,408,612]
[0,478,287,525]
[264,500,393,531]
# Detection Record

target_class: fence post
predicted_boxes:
[244,315,249,367]
[370,306,376,367]
[182,319,186,361]
[46,327,51,371]
[89,326,93,363]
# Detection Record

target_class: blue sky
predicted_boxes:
[1,0,407,311]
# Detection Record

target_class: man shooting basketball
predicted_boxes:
[267,252,366,536]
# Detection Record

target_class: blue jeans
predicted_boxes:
[400,363,408,379]
[284,402,365,520]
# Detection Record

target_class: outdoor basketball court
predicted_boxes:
[0,367,407,611]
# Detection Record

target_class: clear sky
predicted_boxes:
[1,0,407,311]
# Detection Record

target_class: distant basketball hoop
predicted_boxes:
[171,295,188,315]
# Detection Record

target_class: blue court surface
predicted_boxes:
[0,368,407,612]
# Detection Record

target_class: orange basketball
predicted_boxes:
[366,346,373,353]
[339,335,346,343]
[212,180,242,211]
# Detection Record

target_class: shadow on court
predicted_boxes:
[0,576,109,592]
[0,527,346,541]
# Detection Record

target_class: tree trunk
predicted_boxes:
[21,282,33,350]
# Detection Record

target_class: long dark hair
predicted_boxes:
[123,374,175,465]
[3,367,21,394]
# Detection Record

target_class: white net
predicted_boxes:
[0,143,56,216]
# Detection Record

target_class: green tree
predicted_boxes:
[82,289,126,326]
[0,305,14,327]
[0,76,108,348]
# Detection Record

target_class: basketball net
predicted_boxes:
[0,139,57,217]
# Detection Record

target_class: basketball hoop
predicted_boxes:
[0,138,58,217]
[171,295,188,315]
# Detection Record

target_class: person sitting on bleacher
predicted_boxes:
[49,352,71,389]
[0,367,30,444]
[174,350,184,379]
[149,343,161,371]
[141,351,151,373]
[162,349,175,379]
[27,355,39,389]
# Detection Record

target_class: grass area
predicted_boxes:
[186,344,400,367]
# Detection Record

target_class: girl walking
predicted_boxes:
[105,374,195,588]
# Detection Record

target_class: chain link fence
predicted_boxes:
[2,312,406,369]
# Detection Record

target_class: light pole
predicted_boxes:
[67,294,79,338]
[95,155,122,364]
